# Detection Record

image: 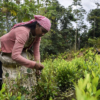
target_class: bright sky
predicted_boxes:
[58,0,100,28]
[58,0,100,12]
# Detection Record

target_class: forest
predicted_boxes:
[0,0,100,100]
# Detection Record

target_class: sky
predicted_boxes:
[57,0,100,28]
[58,0,100,12]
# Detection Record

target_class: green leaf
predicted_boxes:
[92,71,96,77]
[92,77,99,87]
[20,96,25,100]
[27,68,32,73]
[49,97,53,100]
[5,73,9,77]
[9,95,17,100]
[96,90,100,97]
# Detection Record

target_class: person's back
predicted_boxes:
[0,26,30,53]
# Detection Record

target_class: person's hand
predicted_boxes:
[34,63,44,70]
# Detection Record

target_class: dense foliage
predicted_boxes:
[1,48,100,100]
[1,0,100,100]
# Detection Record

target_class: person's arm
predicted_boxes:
[33,37,41,63]
[11,29,37,68]
[11,29,43,70]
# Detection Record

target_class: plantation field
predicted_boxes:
[1,47,100,100]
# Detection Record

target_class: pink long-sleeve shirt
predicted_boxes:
[0,26,41,68]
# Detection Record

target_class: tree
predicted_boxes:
[87,3,100,38]
[0,0,40,33]
[41,0,75,55]
[71,0,87,50]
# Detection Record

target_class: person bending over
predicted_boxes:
[0,15,51,90]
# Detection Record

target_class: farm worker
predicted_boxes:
[0,15,51,90]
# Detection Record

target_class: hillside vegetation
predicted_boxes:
[1,47,100,100]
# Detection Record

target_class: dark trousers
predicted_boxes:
[0,61,3,90]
